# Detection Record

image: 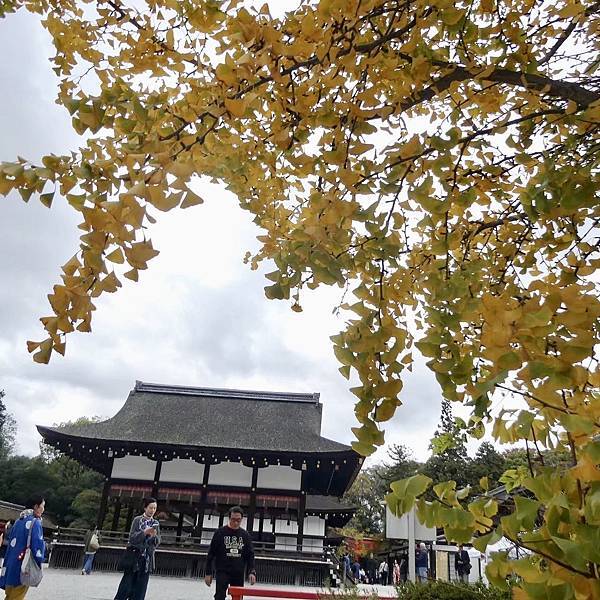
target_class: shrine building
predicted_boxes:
[37,381,361,585]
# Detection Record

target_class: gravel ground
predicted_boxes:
[23,568,395,600]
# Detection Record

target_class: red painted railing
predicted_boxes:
[229,587,396,600]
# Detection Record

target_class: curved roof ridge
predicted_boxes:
[135,381,321,404]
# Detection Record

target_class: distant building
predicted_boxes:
[37,381,360,584]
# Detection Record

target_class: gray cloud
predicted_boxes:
[0,8,444,464]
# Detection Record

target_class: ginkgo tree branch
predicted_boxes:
[2,1,600,594]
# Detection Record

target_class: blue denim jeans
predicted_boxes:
[83,552,96,574]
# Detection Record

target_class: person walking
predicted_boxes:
[342,552,351,585]
[392,559,400,585]
[378,559,389,585]
[454,544,471,583]
[352,559,361,582]
[415,543,428,583]
[399,555,408,582]
[204,506,256,600]
[82,528,100,575]
[114,498,160,600]
[0,495,46,600]
[0,522,12,569]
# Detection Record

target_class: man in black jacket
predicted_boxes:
[204,506,256,600]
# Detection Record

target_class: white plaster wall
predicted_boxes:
[202,530,215,544]
[208,462,253,486]
[261,516,273,533]
[203,513,220,529]
[302,538,324,553]
[274,518,298,534]
[256,465,301,490]
[275,536,297,551]
[303,516,325,536]
[111,455,156,480]
[160,459,205,484]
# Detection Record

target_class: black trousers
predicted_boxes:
[215,570,245,600]
[114,568,150,600]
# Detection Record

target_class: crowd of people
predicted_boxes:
[0,497,473,599]
[341,541,471,586]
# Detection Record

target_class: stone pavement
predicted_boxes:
[24,568,395,600]
[25,568,209,600]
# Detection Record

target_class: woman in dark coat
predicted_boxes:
[114,498,160,600]
[0,521,12,569]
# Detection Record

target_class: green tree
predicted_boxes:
[39,417,104,524]
[0,416,103,525]
[0,390,16,460]
[343,444,422,535]
[2,0,600,596]
[421,400,471,488]
[343,467,387,535]
[44,455,104,524]
[468,442,507,492]
[39,416,102,462]
[0,456,58,506]
[381,444,422,485]
[70,488,102,529]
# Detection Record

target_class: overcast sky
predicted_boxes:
[0,5,447,465]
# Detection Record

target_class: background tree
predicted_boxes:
[0,415,103,525]
[381,444,422,485]
[343,443,423,534]
[343,467,388,535]
[39,416,102,462]
[468,442,507,492]
[0,390,16,460]
[1,0,600,596]
[70,488,102,529]
[0,456,58,507]
[421,400,472,488]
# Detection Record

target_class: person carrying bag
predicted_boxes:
[82,528,101,575]
[0,495,46,600]
[117,545,143,574]
[114,498,160,600]
[19,524,43,588]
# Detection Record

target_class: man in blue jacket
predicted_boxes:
[415,542,428,583]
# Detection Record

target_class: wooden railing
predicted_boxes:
[52,528,334,560]
[50,529,339,585]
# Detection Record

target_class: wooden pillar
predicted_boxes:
[97,480,111,529]
[111,499,122,531]
[176,511,185,542]
[297,469,307,553]
[125,504,135,532]
[152,460,162,500]
[197,462,211,538]
[247,466,258,533]
[258,507,264,537]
